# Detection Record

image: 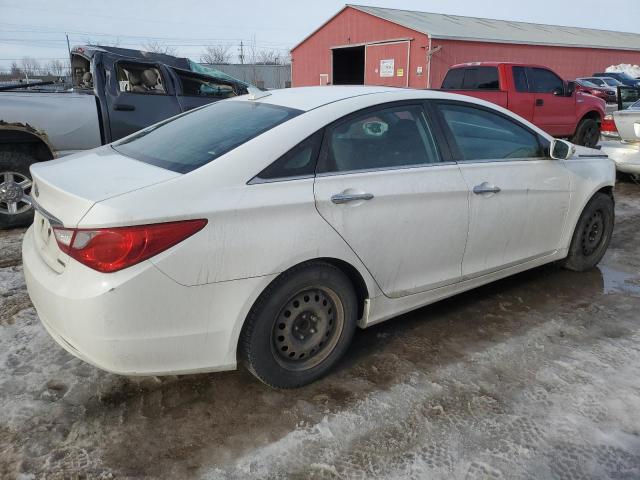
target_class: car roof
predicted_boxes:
[448,61,551,69]
[232,86,477,112]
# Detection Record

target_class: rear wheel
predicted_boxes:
[562,192,614,272]
[240,262,358,389]
[570,118,600,148]
[0,150,35,229]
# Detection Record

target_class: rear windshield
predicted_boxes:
[113,101,302,173]
[441,67,500,90]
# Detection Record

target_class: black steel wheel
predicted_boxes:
[271,286,344,371]
[562,192,614,272]
[240,262,358,389]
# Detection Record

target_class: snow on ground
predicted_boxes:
[1,182,640,479]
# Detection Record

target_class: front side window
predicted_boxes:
[113,101,302,173]
[437,103,543,161]
[117,63,166,94]
[319,105,441,173]
[174,70,241,98]
[529,68,563,94]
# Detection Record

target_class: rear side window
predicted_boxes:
[441,69,465,89]
[113,101,302,173]
[253,131,323,182]
[513,67,529,92]
[437,102,543,161]
[117,63,166,94]
[528,68,563,94]
[441,67,499,90]
[319,104,441,173]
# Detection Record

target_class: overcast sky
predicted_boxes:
[1,0,638,70]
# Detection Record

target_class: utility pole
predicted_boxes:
[65,34,71,57]
[239,41,244,65]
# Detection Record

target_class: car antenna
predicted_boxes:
[247,86,271,101]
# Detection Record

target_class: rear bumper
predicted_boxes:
[22,226,276,376]
[600,139,640,175]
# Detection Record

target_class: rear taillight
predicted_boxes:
[53,219,207,273]
[601,115,619,137]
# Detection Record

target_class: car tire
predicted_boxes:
[0,149,35,230]
[562,192,614,272]
[239,261,358,389]
[570,118,600,148]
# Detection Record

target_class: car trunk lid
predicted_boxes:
[29,146,180,272]
[613,110,640,142]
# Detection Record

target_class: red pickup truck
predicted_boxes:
[441,62,605,147]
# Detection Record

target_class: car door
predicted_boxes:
[509,66,535,122]
[433,100,571,278]
[104,60,182,141]
[528,67,576,136]
[313,102,470,298]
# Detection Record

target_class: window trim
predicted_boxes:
[114,60,171,97]
[315,100,451,176]
[429,99,550,164]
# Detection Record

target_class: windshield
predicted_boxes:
[113,101,302,173]
[603,78,624,86]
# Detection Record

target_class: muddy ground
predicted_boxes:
[1,181,639,480]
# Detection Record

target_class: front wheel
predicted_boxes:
[0,150,35,230]
[570,118,600,148]
[239,262,358,389]
[562,192,614,272]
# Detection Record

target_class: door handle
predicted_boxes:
[473,182,501,195]
[331,192,374,204]
[114,103,135,111]
[535,99,544,106]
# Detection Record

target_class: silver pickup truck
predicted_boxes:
[0,45,249,228]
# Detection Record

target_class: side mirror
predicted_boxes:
[550,139,575,160]
[566,81,576,96]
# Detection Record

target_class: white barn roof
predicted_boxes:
[348,5,640,51]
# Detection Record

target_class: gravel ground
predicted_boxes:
[1,181,639,480]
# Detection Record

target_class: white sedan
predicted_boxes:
[23,86,615,388]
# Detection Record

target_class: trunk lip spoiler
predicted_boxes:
[24,195,64,227]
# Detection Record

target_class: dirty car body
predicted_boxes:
[22,87,616,386]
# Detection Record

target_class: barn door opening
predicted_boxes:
[332,46,365,85]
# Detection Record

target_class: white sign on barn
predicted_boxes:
[380,59,394,77]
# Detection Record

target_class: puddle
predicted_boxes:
[599,265,640,296]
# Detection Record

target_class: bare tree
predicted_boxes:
[255,49,285,65]
[200,45,232,64]
[10,61,21,76]
[143,40,177,56]
[47,59,67,77]
[20,57,40,76]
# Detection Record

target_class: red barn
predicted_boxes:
[291,5,640,89]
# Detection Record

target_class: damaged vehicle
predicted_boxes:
[23,87,615,388]
[0,45,250,229]
[600,88,640,179]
